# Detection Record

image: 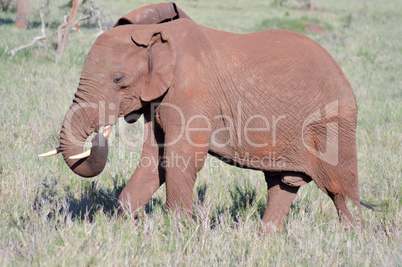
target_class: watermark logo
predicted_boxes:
[302,100,339,166]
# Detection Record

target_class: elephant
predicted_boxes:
[40,2,362,232]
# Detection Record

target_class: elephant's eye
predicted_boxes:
[113,75,124,84]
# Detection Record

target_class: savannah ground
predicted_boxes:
[0,0,401,265]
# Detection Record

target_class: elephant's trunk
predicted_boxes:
[59,99,108,178]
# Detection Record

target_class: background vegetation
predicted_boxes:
[0,0,401,265]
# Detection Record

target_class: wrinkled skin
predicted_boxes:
[57,3,361,232]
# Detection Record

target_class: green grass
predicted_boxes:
[256,16,334,33]
[0,0,401,265]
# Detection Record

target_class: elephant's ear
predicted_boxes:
[132,29,175,102]
[114,2,191,27]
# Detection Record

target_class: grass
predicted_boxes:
[0,0,401,265]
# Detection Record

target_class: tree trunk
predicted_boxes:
[57,0,83,58]
[15,0,30,29]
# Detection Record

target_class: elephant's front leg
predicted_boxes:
[163,131,210,216]
[118,119,165,216]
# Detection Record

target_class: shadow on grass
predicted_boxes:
[34,176,125,222]
[196,182,208,205]
[199,180,267,229]
[145,196,164,214]
[65,178,124,221]
[0,18,14,25]
[34,176,267,226]
[229,181,266,223]
[34,176,168,223]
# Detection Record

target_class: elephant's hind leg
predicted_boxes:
[328,192,356,226]
[261,173,303,233]
[315,169,361,227]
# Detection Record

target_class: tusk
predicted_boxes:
[69,149,91,159]
[102,125,112,139]
[68,126,112,160]
[39,147,61,157]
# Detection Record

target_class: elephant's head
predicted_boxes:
[41,24,176,177]
[40,3,190,177]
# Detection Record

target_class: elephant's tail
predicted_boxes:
[360,201,382,211]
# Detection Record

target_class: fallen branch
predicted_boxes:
[9,35,46,57]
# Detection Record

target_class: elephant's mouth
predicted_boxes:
[38,125,113,159]
[124,107,144,124]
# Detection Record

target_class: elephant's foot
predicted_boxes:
[259,221,285,235]
[117,202,146,219]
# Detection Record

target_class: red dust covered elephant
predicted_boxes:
[40,2,363,232]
